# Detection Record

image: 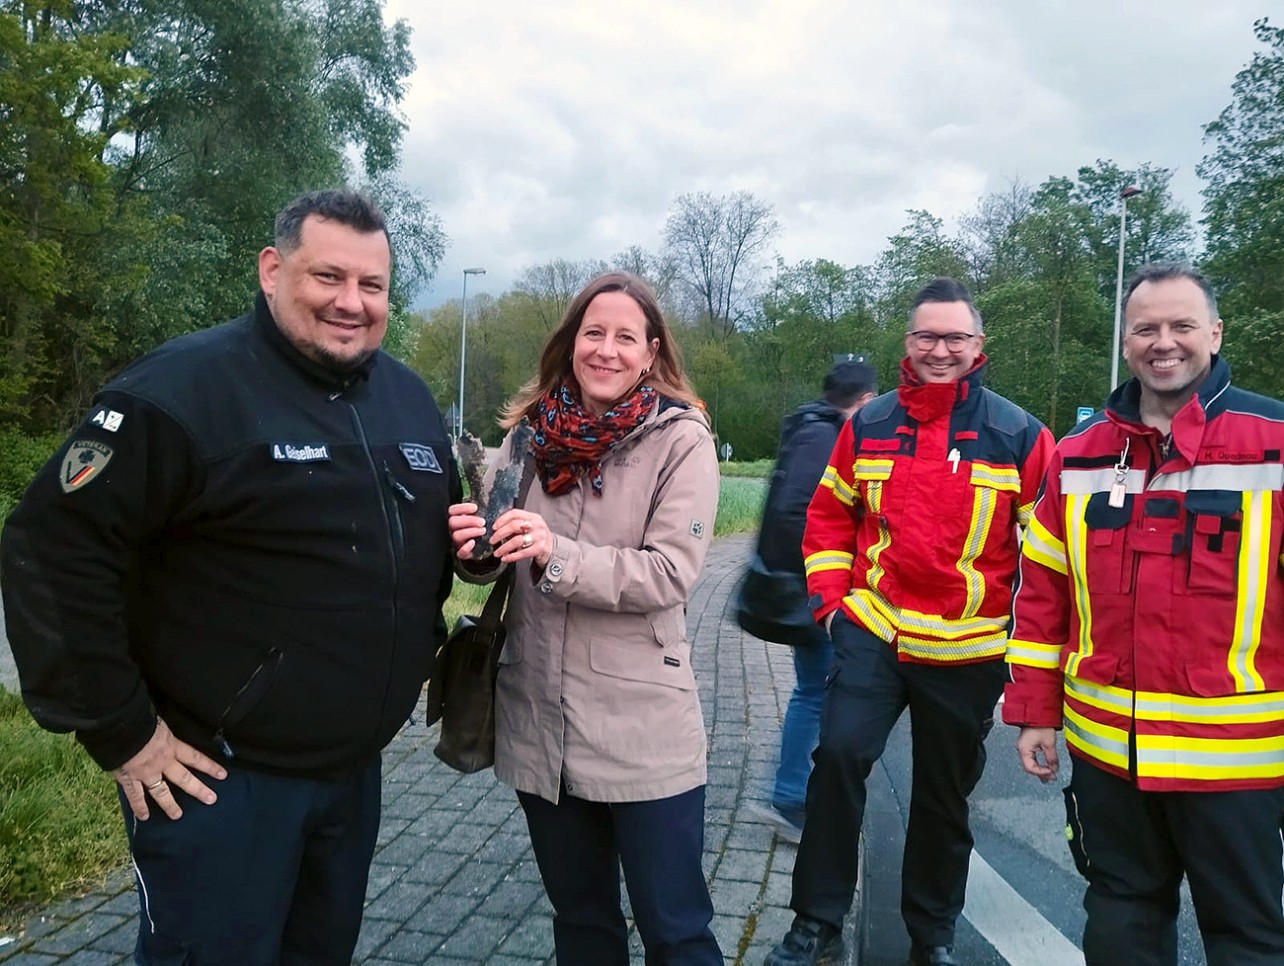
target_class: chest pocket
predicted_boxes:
[1082,491,1134,596]
[852,458,893,510]
[1176,490,1242,596]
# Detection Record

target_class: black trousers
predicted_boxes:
[120,757,381,965]
[517,783,722,966]
[790,614,1004,947]
[1067,757,1284,966]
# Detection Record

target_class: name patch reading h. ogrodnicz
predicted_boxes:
[271,442,331,462]
[399,443,442,473]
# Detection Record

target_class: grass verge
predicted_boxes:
[0,687,126,933]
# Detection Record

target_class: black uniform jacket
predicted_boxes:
[1,294,460,776]
[736,400,845,646]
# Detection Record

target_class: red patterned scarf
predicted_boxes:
[531,383,658,496]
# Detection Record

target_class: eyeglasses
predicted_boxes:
[908,330,978,352]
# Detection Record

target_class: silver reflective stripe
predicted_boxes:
[1151,463,1284,493]
[1065,717,1130,760]
[1135,745,1284,768]
[1133,691,1284,720]
[1061,467,1146,495]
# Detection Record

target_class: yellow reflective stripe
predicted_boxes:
[1005,638,1062,669]
[1022,516,1068,575]
[956,482,997,618]
[1136,732,1284,781]
[1229,490,1270,692]
[970,462,1021,492]
[897,608,1008,638]
[819,466,856,506]
[863,499,891,592]
[853,458,893,480]
[1064,705,1130,770]
[899,632,1006,661]
[866,480,883,514]
[846,591,896,641]
[1016,500,1035,529]
[1134,688,1284,724]
[1062,493,1094,676]
[804,550,853,577]
[1065,675,1133,717]
[1152,463,1284,493]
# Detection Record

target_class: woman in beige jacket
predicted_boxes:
[448,272,722,966]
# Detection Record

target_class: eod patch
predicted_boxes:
[60,440,114,494]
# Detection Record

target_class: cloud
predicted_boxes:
[382,0,1268,308]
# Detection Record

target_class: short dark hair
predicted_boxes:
[1122,263,1218,320]
[823,360,877,406]
[909,277,983,332]
[274,189,389,253]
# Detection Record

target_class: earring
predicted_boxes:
[641,366,651,376]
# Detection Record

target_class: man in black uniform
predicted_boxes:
[739,358,877,842]
[2,189,460,965]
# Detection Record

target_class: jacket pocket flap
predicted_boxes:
[589,639,695,690]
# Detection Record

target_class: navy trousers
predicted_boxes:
[1068,757,1284,966]
[790,614,1004,947]
[120,757,381,965]
[517,783,723,966]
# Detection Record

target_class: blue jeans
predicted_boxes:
[772,631,834,821]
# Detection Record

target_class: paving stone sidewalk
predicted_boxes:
[0,533,860,965]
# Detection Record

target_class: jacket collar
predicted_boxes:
[253,291,377,392]
[1104,355,1232,464]
[896,353,987,422]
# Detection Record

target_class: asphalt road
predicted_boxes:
[859,705,1208,965]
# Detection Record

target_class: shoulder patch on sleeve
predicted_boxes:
[89,407,125,432]
[60,440,114,493]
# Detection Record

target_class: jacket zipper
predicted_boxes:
[212,647,283,758]
[343,397,405,748]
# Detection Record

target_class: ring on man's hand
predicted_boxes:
[522,533,533,549]
[146,779,166,791]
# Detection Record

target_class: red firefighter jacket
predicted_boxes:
[804,356,1054,665]
[1005,356,1284,791]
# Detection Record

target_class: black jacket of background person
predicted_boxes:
[1,293,461,778]
[737,400,845,645]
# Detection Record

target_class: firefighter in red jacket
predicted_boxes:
[764,278,1055,966]
[1006,263,1284,966]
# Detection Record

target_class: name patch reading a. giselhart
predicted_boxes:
[271,442,331,463]
[399,443,442,473]
[60,440,114,493]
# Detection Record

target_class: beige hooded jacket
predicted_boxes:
[470,400,719,804]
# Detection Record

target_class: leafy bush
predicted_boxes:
[0,430,61,523]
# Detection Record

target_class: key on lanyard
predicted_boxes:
[1108,438,1130,508]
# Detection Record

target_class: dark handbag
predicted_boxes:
[734,555,821,647]
[424,568,515,773]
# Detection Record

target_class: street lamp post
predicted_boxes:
[1110,186,1143,389]
[457,267,486,438]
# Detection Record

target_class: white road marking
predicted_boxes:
[963,850,1085,966]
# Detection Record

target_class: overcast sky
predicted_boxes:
[382,0,1271,309]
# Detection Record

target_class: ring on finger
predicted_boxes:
[521,533,533,549]
[146,779,166,791]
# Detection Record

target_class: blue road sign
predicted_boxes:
[1076,406,1094,423]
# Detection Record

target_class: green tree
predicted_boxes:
[0,1,143,428]
[1199,17,1284,319]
